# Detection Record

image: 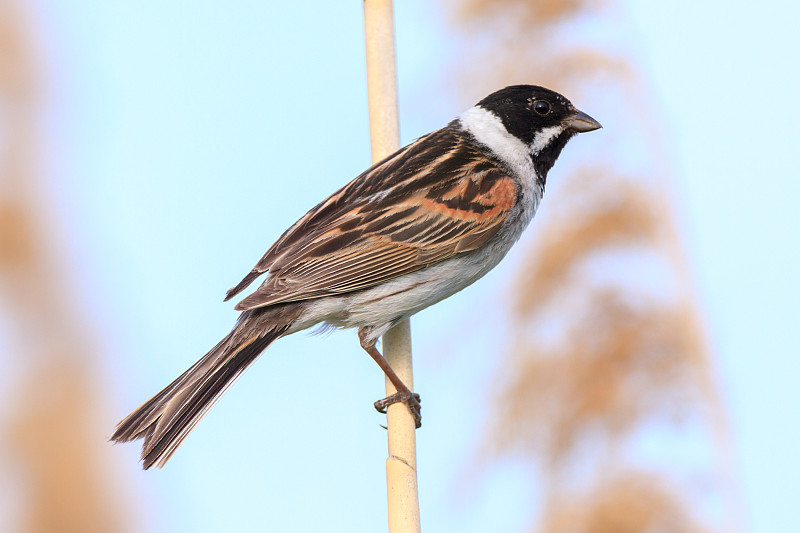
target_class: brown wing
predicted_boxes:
[227,126,518,311]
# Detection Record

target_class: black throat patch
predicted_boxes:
[531,130,576,189]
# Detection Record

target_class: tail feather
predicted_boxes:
[111,305,300,469]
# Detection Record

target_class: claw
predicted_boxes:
[374,391,422,428]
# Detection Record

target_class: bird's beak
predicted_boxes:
[563,109,602,132]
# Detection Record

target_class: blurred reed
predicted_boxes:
[0,4,132,532]
[444,0,741,531]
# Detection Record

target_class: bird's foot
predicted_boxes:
[374,391,422,428]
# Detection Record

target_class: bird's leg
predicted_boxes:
[358,327,421,428]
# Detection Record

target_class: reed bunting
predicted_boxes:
[112,85,601,468]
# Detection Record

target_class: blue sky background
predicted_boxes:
[11,0,798,531]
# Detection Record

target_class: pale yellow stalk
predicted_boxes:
[362,2,421,532]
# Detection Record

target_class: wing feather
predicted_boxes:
[228,126,519,310]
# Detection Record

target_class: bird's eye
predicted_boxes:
[533,100,551,115]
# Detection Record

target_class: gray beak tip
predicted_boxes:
[564,109,602,133]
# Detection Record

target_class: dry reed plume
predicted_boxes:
[445,0,740,531]
[0,4,132,532]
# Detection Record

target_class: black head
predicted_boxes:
[476,85,601,178]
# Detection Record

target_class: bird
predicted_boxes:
[111,85,601,469]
